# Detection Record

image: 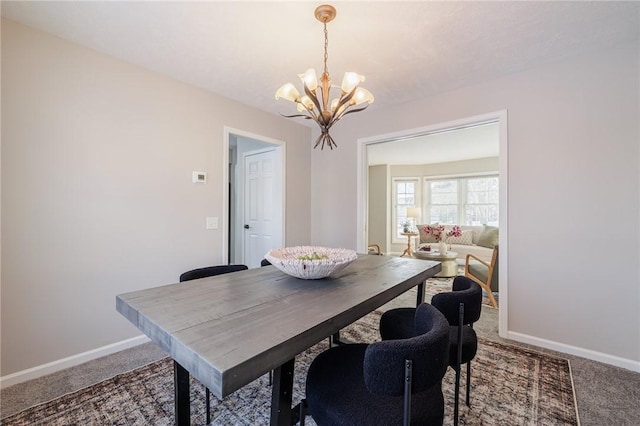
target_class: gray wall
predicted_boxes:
[311,42,640,368]
[367,164,388,252]
[1,20,311,376]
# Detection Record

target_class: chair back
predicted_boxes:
[260,258,272,267]
[179,264,248,282]
[363,303,449,396]
[431,276,482,326]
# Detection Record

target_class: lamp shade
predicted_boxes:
[275,83,301,102]
[407,207,421,219]
[352,87,374,105]
[341,72,365,93]
[298,68,319,91]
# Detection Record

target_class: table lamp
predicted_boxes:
[406,207,421,232]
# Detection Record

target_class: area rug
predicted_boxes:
[0,312,578,426]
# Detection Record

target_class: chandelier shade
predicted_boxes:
[275,4,374,150]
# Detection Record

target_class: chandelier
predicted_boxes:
[275,4,374,150]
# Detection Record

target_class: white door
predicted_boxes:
[243,149,282,268]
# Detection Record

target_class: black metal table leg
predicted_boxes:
[416,281,425,307]
[270,358,298,426]
[174,361,190,425]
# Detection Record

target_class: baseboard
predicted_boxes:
[507,331,640,373]
[0,335,150,389]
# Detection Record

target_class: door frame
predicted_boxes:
[355,110,509,338]
[222,126,286,266]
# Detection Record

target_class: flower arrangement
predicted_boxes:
[422,224,462,242]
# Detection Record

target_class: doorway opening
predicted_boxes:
[356,111,508,338]
[223,127,286,268]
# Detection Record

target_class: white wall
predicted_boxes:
[1,20,311,378]
[311,42,640,369]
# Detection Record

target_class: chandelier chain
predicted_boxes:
[323,22,329,76]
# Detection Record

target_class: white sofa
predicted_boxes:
[416,224,498,263]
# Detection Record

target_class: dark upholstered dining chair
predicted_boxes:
[179,263,248,424]
[179,264,248,282]
[380,276,482,426]
[300,303,450,426]
[260,258,272,267]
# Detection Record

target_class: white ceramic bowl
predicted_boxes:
[265,246,358,279]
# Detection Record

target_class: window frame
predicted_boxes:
[423,173,499,226]
[391,177,421,244]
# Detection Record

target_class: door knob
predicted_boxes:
[244,224,250,229]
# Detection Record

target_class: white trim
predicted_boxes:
[497,111,508,338]
[508,331,640,373]
[356,110,509,337]
[0,335,150,389]
[222,127,286,265]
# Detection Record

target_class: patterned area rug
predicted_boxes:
[0,312,577,426]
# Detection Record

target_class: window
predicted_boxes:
[392,178,419,241]
[425,176,498,225]
[465,176,499,226]
[429,180,458,224]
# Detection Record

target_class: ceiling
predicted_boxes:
[2,1,637,163]
[367,122,499,166]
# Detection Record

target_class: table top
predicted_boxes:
[413,250,458,260]
[116,254,441,399]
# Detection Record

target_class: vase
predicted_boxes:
[438,240,447,254]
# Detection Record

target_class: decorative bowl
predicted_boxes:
[265,246,358,279]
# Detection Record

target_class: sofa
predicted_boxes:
[416,224,498,263]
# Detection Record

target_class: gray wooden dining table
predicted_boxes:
[116,254,441,425]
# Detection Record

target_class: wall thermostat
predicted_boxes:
[192,171,207,183]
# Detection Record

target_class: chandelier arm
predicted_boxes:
[280,113,313,119]
[304,84,324,115]
[328,133,337,149]
[313,133,324,149]
[335,104,369,120]
[335,88,357,111]
[305,107,320,121]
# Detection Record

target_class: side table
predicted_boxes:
[400,232,419,257]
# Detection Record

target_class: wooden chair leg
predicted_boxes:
[485,287,498,308]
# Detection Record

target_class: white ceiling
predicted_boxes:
[2,1,637,163]
[367,122,499,166]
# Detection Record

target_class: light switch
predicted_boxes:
[206,217,218,230]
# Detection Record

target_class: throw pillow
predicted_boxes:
[477,225,499,248]
[418,223,438,243]
[446,229,474,246]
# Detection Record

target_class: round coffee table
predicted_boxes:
[413,250,459,277]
